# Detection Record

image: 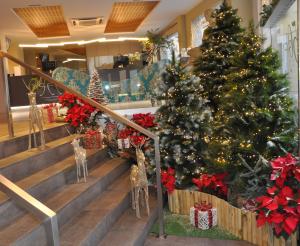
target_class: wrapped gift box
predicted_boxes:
[83,129,103,149]
[190,202,217,230]
[117,138,130,150]
[42,104,58,123]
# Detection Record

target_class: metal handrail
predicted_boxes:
[0,174,59,246]
[0,51,165,238]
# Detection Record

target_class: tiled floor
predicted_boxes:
[145,235,253,246]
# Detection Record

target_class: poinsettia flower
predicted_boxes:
[274,224,282,236]
[283,216,298,235]
[256,196,273,208]
[192,178,203,189]
[279,186,294,200]
[275,177,285,188]
[161,167,176,193]
[130,135,145,147]
[167,167,175,176]
[257,211,269,227]
[294,167,300,182]
[161,171,169,183]
[132,113,156,128]
[274,194,289,206]
[271,154,297,170]
[118,128,132,139]
[269,211,284,224]
[193,172,228,197]
[256,154,300,238]
[266,200,278,211]
[267,186,278,195]
[283,206,297,216]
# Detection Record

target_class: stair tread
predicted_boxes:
[0,157,127,244]
[99,195,158,246]
[0,148,102,205]
[60,172,131,245]
[0,134,78,169]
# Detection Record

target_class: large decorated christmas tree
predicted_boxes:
[156,58,211,187]
[193,1,243,113]
[211,25,297,198]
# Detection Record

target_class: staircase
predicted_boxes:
[0,124,158,246]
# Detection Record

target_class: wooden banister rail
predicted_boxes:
[0,51,165,238]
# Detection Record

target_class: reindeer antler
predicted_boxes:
[129,135,149,149]
[23,77,42,93]
[129,137,138,149]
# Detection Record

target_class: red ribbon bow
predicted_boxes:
[193,202,213,228]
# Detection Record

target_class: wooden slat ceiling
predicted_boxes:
[13,5,70,38]
[105,1,159,33]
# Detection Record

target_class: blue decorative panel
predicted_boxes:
[52,67,90,95]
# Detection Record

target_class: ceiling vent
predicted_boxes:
[71,17,104,27]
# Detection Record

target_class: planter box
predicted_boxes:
[168,189,297,246]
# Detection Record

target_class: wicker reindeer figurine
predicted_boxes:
[130,139,150,218]
[24,78,46,150]
[71,138,88,183]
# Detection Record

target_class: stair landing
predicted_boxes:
[0,121,66,140]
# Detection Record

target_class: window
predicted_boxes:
[160,32,180,61]
[191,15,208,48]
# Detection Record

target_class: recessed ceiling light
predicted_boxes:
[19,37,148,48]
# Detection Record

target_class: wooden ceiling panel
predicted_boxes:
[104,1,159,33]
[13,5,70,38]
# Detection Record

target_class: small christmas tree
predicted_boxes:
[87,70,108,104]
[193,1,243,113]
[156,57,211,188]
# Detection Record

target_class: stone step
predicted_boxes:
[0,157,129,246]
[0,134,77,182]
[99,194,158,246]
[0,123,73,159]
[60,172,131,246]
[0,148,108,229]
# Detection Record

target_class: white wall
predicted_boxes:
[262,2,298,100]
[6,39,25,75]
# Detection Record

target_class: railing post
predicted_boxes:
[0,174,60,245]
[45,215,60,246]
[154,136,165,238]
[0,56,14,138]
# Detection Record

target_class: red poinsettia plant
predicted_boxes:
[161,167,176,193]
[58,92,100,128]
[192,172,228,199]
[256,153,300,239]
[132,113,157,128]
[118,113,156,148]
